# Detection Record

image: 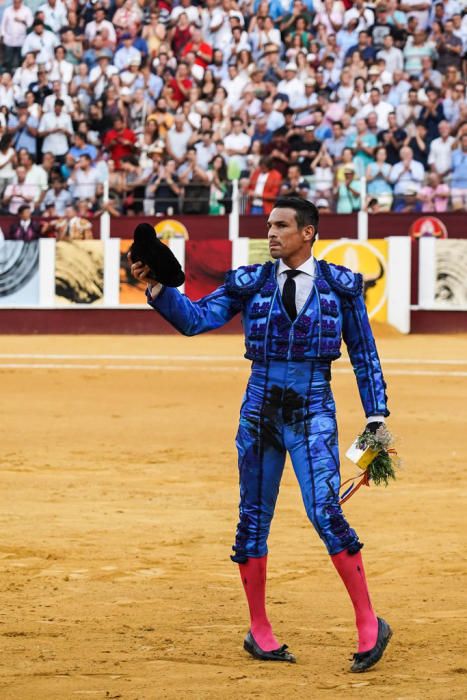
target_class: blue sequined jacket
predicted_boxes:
[148,259,389,418]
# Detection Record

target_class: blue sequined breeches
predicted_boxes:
[231,360,361,561]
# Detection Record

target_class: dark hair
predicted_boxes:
[273,197,319,235]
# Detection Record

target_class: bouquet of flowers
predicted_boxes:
[340,424,400,504]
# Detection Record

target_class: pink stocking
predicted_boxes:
[238,555,279,652]
[331,549,378,652]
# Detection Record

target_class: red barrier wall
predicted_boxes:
[2,212,465,241]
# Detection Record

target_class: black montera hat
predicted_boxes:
[130,223,185,287]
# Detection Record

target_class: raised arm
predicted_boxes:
[130,258,241,335]
[147,284,241,335]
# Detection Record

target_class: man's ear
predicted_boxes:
[303,224,315,243]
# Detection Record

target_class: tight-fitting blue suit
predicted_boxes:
[147,259,389,562]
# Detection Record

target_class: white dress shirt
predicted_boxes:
[277,256,315,315]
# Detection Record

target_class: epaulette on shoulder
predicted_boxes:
[224,261,273,298]
[318,259,363,298]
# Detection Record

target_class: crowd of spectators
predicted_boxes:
[0,0,466,237]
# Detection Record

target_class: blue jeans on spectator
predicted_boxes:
[250,206,264,215]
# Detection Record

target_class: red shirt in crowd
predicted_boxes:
[102,128,137,169]
[181,41,213,69]
[168,77,193,107]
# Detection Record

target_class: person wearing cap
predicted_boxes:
[277,62,305,110]
[88,51,118,100]
[260,43,283,84]
[114,33,142,72]
[336,167,362,213]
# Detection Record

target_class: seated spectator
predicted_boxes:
[21,19,58,65]
[0,134,16,196]
[336,168,362,214]
[378,112,406,165]
[69,132,98,163]
[151,158,181,216]
[390,146,425,212]
[419,87,445,143]
[346,118,377,176]
[310,148,334,200]
[1,164,35,214]
[102,115,137,170]
[68,154,101,204]
[451,133,467,211]
[38,98,74,163]
[405,120,429,169]
[6,204,40,240]
[428,121,455,180]
[280,164,310,199]
[366,146,393,211]
[41,175,73,216]
[7,101,39,157]
[417,173,450,213]
[207,155,230,215]
[247,156,282,215]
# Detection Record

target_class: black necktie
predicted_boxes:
[282,269,300,321]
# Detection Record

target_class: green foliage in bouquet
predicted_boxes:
[356,425,400,487]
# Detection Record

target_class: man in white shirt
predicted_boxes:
[224,117,251,173]
[20,151,48,206]
[42,81,74,114]
[277,63,305,111]
[38,98,74,159]
[165,114,192,165]
[399,0,431,30]
[344,0,374,31]
[84,6,117,47]
[0,0,33,71]
[69,154,100,202]
[38,0,67,34]
[428,121,455,178]
[357,88,394,130]
[21,18,58,65]
[170,0,200,26]
[194,131,216,171]
[377,35,403,74]
[390,146,425,202]
[221,63,248,107]
[88,53,119,100]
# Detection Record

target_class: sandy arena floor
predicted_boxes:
[0,328,466,700]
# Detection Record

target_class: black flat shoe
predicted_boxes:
[350,618,392,673]
[244,631,296,663]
